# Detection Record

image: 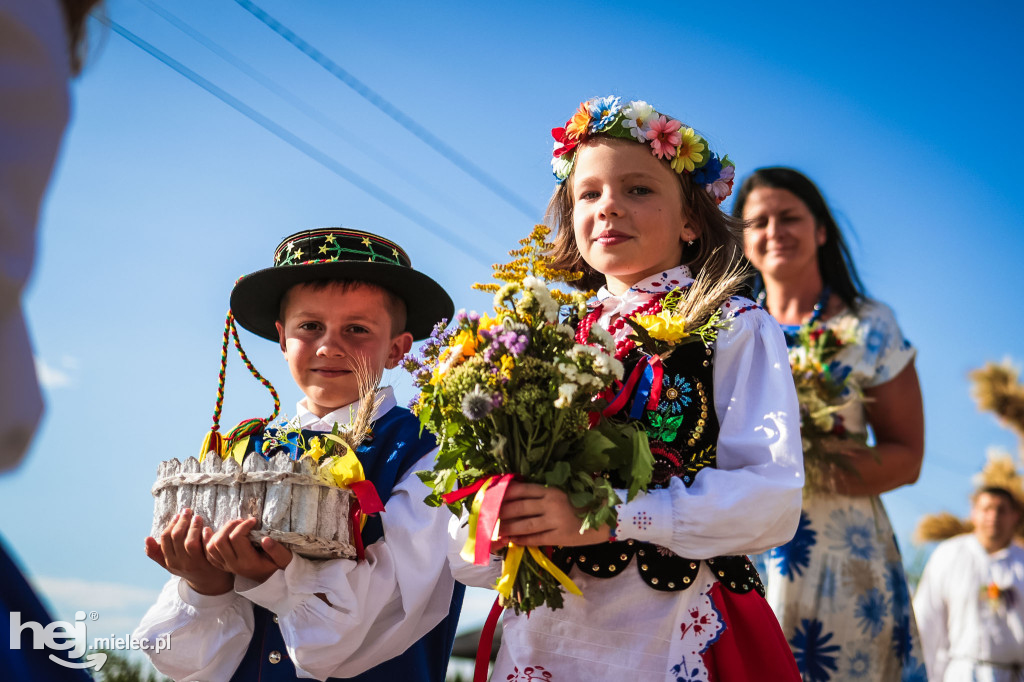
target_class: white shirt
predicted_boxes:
[450,266,804,681]
[134,387,458,680]
[914,534,1024,682]
[0,0,71,472]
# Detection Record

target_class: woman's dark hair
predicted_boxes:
[60,0,104,75]
[731,167,866,310]
[546,137,744,292]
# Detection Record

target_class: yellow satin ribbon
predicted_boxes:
[495,543,583,600]
[459,477,495,564]
[318,440,369,531]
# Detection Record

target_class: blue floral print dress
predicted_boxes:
[761,300,927,682]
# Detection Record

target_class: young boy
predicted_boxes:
[135,227,464,681]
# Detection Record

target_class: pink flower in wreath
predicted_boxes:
[646,115,682,159]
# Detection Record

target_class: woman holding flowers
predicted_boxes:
[442,97,804,682]
[733,167,926,681]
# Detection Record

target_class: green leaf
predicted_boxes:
[544,461,571,487]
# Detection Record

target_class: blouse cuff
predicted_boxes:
[176,580,240,610]
[236,554,325,616]
[613,488,673,546]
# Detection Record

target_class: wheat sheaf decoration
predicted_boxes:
[914,360,1024,544]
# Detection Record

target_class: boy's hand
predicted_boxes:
[496,482,612,547]
[206,518,292,584]
[145,509,234,596]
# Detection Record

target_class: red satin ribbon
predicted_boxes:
[473,474,514,565]
[441,476,491,505]
[603,358,649,417]
[646,355,664,412]
[347,480,384,561]
[442,473,516,566]
[474,597,504,682]
[349,502,366,560]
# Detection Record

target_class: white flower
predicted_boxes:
[554,382,577,409]
[494,283,518,309]
[556,323,576,338]
[552,154,573,181]
[557,362,578,381]
[607,356,624,380]
[588,324,615,352]
[622,100,657,141]
[575,372,601,388]
[520,278,558,322]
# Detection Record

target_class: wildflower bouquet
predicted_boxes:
[406,226,654,614]
[788,321,866,492]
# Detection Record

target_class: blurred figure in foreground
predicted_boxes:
[1,0,103,678]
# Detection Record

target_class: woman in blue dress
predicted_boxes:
[733,167,927,682]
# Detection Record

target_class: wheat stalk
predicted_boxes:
[674,249,749,329]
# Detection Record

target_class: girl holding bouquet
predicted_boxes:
[733,167,926,680]
[449,97,804,681]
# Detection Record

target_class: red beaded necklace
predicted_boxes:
[576,293,667,359]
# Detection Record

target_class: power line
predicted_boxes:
[232,0,539,220]
[98,15,492,265]
[131,0,497,233]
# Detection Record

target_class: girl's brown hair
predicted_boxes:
[546,137,744,292]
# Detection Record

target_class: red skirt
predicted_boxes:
[701,582,800,681]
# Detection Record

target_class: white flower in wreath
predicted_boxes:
[621,100,657,141]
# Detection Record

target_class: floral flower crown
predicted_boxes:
[551,96,735,204]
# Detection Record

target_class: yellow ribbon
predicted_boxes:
[317,440,369,531]
[459,477,495,564]
[495,543,583,600]
[227,436,250,465]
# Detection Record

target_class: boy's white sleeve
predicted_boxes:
[613,307,805,558]
[133,577,254,681]
[237,449,457,680]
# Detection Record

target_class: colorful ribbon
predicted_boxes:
[604,355,664,419]
[443,473,515,566]
[321,445,384,561]
[495,544,583,600]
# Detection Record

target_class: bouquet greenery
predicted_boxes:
[404,226,654,614]
[788,321,867,492]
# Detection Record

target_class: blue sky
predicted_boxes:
[3,0,1022,648]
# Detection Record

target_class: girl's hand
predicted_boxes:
[205,518,292,584]
[497,482,612,547]
[145,509,233,596]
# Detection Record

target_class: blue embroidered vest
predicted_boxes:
[553,334,765,597]
[229,406,465,681]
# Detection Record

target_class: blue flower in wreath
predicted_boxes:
[790,618,840,682]
[901,656,928,682]
[658,374,693,415]
[825,508,875,561]
[771,511,816,581]
[886,561,911,619]
[891,614,913,663]
[854,589,888,638]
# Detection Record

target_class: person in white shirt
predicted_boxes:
[914,486,1024,681]
[135,227,464,682]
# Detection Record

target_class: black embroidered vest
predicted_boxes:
[553,335,765,597]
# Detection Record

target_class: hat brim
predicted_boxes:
[230,261,453,342]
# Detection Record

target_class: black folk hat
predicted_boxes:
[230,227,453,341]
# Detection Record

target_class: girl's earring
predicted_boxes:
[687,240,695,246]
